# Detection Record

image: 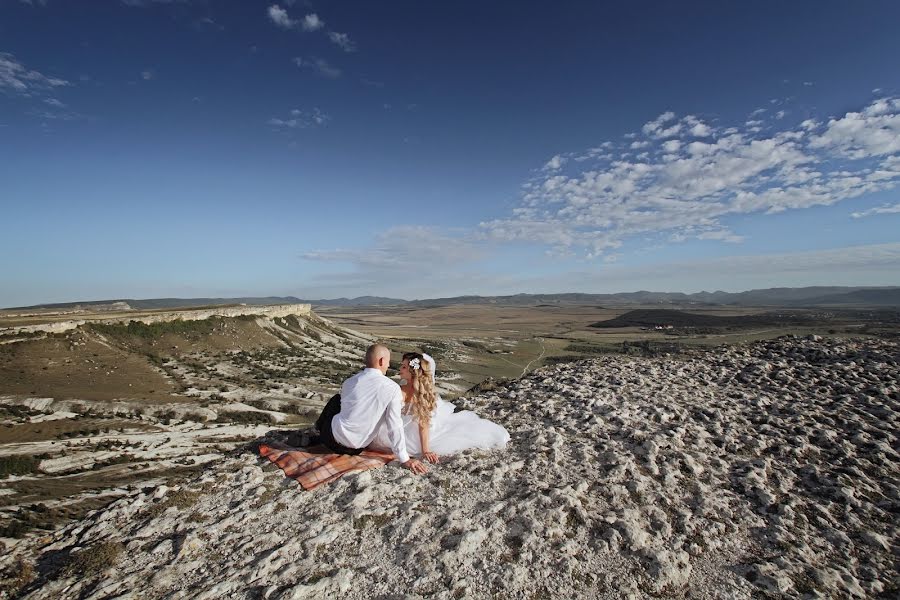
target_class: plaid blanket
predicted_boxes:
[258,443,394,491]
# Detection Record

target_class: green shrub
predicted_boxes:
[91,318,218,340]
[0,405,44,419]
[0,455,42,478]
[216,410,274,425]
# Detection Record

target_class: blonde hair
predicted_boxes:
[402,352,437,426]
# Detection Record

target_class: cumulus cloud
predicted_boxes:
[267,107,330,130]
[302,13,324,31]
[642,111,682,138]
[267,5,296,29]
[661,140,681,153]
[481,97,900,257]
[684,116,712,137]
[543,155,566,171]
[809,98,900,158]
[328,31,356,52]
[293,57,341,79]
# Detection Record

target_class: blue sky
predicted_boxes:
[1,0,899,306]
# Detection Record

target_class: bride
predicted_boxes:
[369,352,510,462]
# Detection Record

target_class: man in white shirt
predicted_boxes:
[314,343,427,474]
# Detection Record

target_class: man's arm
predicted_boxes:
[383,385,410,464]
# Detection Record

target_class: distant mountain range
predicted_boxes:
[7,286,900,311]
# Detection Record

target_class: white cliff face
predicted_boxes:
[4,335,898,599]
[2,304,313,335]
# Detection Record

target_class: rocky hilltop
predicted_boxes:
[0,305,375,552]
[2,335,896,599]
[2,304,313,336]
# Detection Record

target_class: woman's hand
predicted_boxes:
[402,458,428,474]
[423,451,440,464]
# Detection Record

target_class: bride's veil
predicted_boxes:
[421,352,445,407]
[422,353,436,382]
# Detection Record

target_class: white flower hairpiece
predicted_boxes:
[408,358,421,370]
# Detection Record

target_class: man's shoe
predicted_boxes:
[287,429,321,447]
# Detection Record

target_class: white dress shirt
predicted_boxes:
[331,368,410,464]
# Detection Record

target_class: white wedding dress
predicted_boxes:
[370,396,510,457]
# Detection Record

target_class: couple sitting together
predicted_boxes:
[312,343,509,474]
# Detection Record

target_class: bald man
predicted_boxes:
[314,343,427,474]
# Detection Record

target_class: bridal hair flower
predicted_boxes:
[408,358,421,371]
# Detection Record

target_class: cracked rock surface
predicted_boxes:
[6,336,898,599]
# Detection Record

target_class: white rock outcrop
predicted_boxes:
[2,304,313,335]
[4,335,898,599]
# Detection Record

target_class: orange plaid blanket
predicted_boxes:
[257,443,394,490]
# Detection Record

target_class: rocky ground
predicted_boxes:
[1,335,897,599]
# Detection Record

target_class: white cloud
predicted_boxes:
[661,140,681,153]
[809,98,900,158]
[851,202,900,219]
[543,155,566,171]
[302,13,324,32]
[481,97,900,257]
[328,31,356,52]
[268,107,330,130]
[293,57,341,79]
[684,115,712,137]
[141,69,154,80]
[302,225,481,279]
[267,5,296,29]
[642,111,682,138]
[0,52,69,96]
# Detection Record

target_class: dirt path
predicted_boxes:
[520,337,545,377]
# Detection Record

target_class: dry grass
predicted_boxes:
[145,488,204,518]
[0,558,36,596]
[352,512,394,530]
[60,540,124,578]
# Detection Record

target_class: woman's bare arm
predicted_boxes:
[418,420,439,463]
